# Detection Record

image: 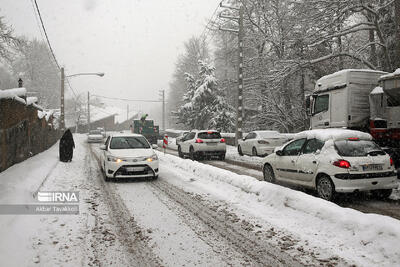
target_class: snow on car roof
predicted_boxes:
[253,130,280,137]
[294,129,372,141]
[110,132,144,138]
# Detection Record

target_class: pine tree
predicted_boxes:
[177,60,235,131]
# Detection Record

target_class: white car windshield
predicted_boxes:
[110,136,150,149]
[89,130,101,135]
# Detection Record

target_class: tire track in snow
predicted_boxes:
[87,143,163,267]
[148,179,304,267]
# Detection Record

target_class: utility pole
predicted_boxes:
[60,67,65,130]
[87,91,90,133]
[159,90,165,131]
[127,104,129,121]
[219,1,244,145]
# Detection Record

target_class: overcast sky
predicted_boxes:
[0,0,219,121]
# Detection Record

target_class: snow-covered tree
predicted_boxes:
[176,60,235,131]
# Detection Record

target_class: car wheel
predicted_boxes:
[178,146,184,158]
[371,189,392,199]
[252,147,258,157]
[238,145,243,156]
[263,164,275,183]
[316,175,335,201]
[189,147,196,161]
[219,153,226,161]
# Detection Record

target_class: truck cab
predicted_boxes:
[310,69,387,131]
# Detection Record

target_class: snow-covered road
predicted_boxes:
[0,134,400,266]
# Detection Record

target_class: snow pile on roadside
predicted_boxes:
[225,145,264,166]
[158,152,400,265]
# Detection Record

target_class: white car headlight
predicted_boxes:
[107,156,125,163]
[146,154,158,162]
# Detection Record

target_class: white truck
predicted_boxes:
[309,69,400,168]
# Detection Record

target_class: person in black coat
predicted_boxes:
[59,129,75,162]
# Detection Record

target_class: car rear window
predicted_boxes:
[198,132,221,139]
[110,136,150,149]
[334,140,385,157]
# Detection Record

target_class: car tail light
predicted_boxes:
[390,157,394,166]
[258,140,269,144]
[333,160,351,169]
[220,138,226,143]
[348,137,359,141]
[195,138,203,143]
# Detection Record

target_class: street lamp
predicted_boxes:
[60,67,105,130]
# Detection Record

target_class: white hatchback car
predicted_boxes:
[178,130,226,160]
[238,131,293,156]
[87,129,104,143]
[100,133,159,181]
[262,129,398,201]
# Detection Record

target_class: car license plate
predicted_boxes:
[362,164,383,171]
[126,167,144,172]
[206,142,217,146]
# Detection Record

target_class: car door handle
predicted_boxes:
[312,161,317,164]
[291,160,295,163]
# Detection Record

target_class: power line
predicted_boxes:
[32,0,61,70]
[30,0,80,101]
[92,94,164,103]
[200,1,222,43]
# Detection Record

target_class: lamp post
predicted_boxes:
[60,67,104,130]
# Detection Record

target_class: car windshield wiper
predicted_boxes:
[366,150,385,156]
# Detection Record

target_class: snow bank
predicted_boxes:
[158,153,400,265]
[295,128,372,141]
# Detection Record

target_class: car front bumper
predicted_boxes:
[105,160,159,178]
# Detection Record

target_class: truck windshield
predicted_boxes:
[314,94,329,114]
[110,136,150,149]
[334,140,385,157]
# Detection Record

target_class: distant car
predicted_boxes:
[99,133,159,181]
[238,131,292,157]
[176,131,189,145]
[262,129,398,201]
[87,130,104,143]
[178,130,226,160]
[97,127,106,137]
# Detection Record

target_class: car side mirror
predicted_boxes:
[276,150,283,156]
[242,137,246,141]
[152,144,158,149]
[100,145,106,150]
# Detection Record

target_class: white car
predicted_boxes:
[178,130,226,160]
[100,133,159,181]
[87,129,104,143]
[238,131,293,156]
[175,131,189,145]
[97,127,106,137]
[262,129,398,201]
